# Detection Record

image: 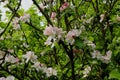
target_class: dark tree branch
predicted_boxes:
[32,0,53,26]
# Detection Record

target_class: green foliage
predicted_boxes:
[109,69,120,80]
[0,0,120,80]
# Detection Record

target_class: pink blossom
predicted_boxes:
[20,14,30,22]
[53,27,65,39]
[91,50,112,64]
[5,54,19,63]
[50,12,56,20]
[43,25,53,36]
[0,77,5,80]
[101,50,112,63]
[0,76,14,80]
[60,2,69,12]
[12,17,20,30]
[44,25,65,47]
[66,29,81,45]
[6,76,14,80]
[44,25,65,37]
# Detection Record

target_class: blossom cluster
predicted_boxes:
[43,25,84,47]
[0,50,19,64]
[85,40,112,64]
[43,25,65,48]
[0,50,57,79]
[22,51,57,77]
[66,29,82,45]
[91,50,112,64]
[0,76,14,80]
[32,61,57,77]
[82,65,91,78]
[12,14,30,30]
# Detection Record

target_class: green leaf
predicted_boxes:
[109,69,120,80]
[88,36,94,41]
[74,37,83,49]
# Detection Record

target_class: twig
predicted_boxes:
[0,0,22,37]
[32,0,53,26]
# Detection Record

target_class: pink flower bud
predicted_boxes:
[60,2,69,12]
[50,12,56,20]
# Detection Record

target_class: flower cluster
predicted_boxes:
[82,65,91,78]
[0,50,19,64]
[45,67,57,77]
[0,76,14,80]
[85,40,112,64]
[12,14,30,30]
[66,29,81,45]
[84,40,96,49]
[33,62,57,77]
[32,61,57,77]
[91,50,112,63]
[5,54,19,64]
[22,51,57,77]
[0,50,5,64]
[12,17,20,30]
[44,25,85,46]
[20,14,30,22]
[43,25,65,48]
[22,51,37,63]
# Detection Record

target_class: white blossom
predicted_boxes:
[44,25,65,48]
[12,17,20,30]
[5,54,19,63]
[91,50,112,64]
[44,25,54,36]
[116,15,120,21]
[84,40,96,49]
[101,50,112,63]
[22,51,37,63]
[32,61,46,71]
[45,67,57,77]
[0,77,6,80]
[82,66,91,78]
[66,29,81,45]
[6,76,14,80]
[39,3,48,11]
[23,43,29,48]
[100,14,105,22]
[91,50,102,59]
[20,14,30,22]
[0,50,5,59]
[0,76,14,80]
